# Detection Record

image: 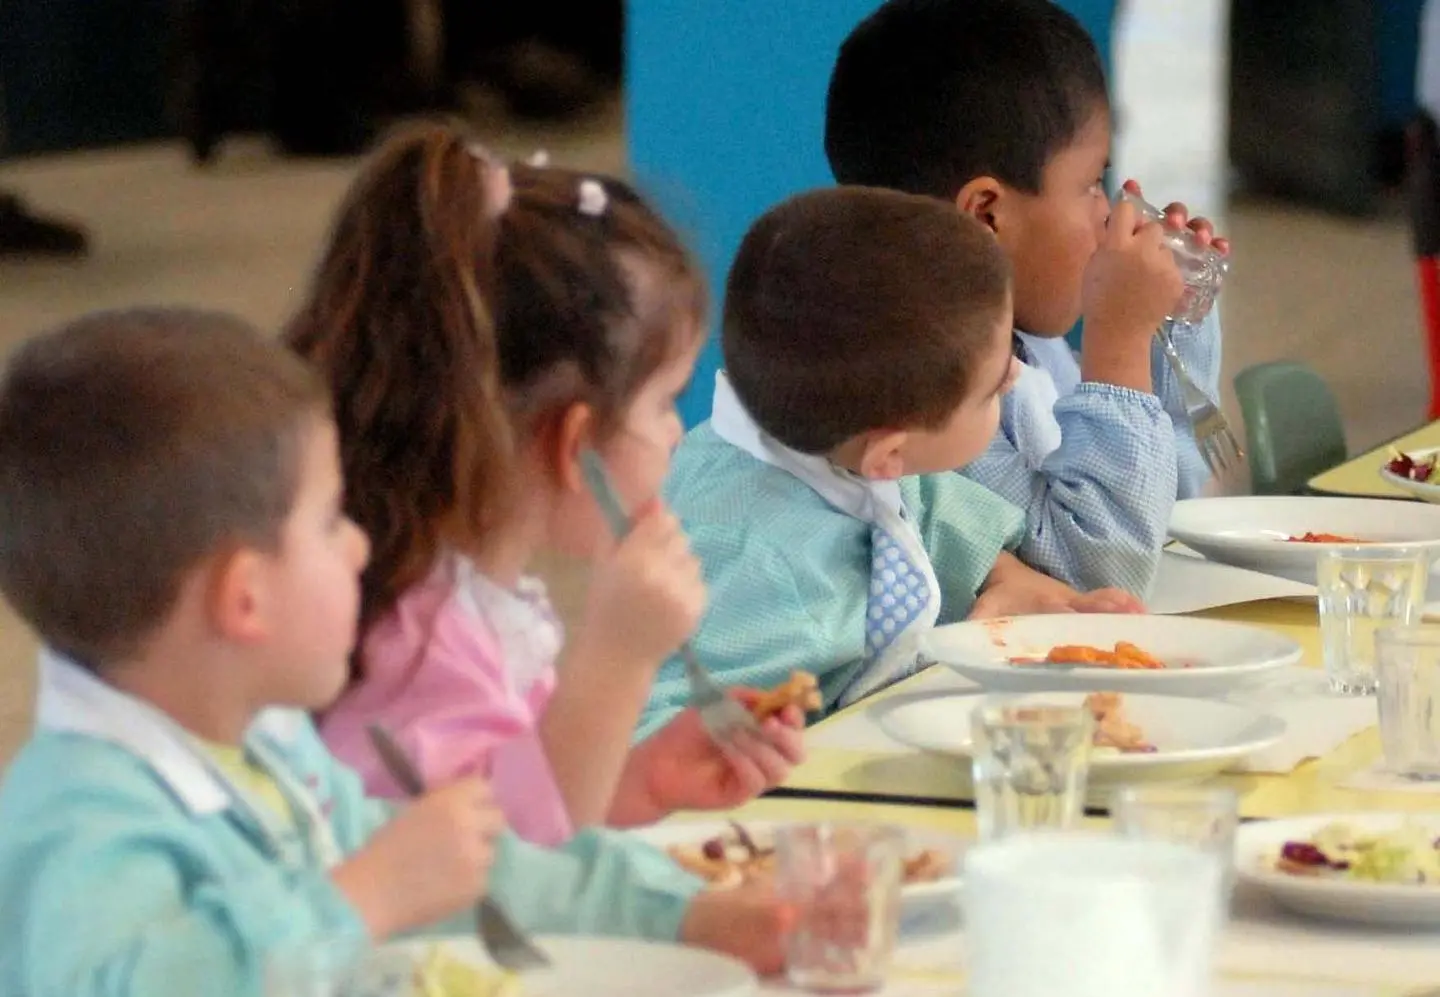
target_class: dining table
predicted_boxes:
[662,595,1440,996]
[1309,420,1440,499]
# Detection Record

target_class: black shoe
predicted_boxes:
[0,195,89,258]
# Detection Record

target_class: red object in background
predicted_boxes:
[1412,113,1440,417]
[1422,257,1440,418]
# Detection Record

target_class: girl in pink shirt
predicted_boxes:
[287,124,805,845]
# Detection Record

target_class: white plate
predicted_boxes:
[874,690,1285,785]
[384,935,757,997]
[1378,446,1440,504]
[1169,496,1440,584]
[918,614,1299,696]
[1236,813,1440,928]
[634,820,966,902]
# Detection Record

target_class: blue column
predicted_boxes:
[627,1,1115,424]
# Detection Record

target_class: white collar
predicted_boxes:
[710,372,908,525]
[36,647,305,816]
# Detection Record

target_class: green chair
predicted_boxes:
[1234,361,1347,495]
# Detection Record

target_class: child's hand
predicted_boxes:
[1070,587,1146,614]
[680,883,794,975]
[581,501,706,674]
[331,778,503,939]
[622,695,806,820]
[968,554,1145,618]
[1079,195,1184,392]
[1125,180,1232,256]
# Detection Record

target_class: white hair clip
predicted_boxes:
[526,150,551,167]
[577,179,607,217]
[466,143,512,220]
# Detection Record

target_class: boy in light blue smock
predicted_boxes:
[0,310,785,997]
[826,0,1232,597]
[640,189,1141,736]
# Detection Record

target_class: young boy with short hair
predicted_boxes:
[825,0,1229,596]
[640,188,1142,734]
[0,309,782,996]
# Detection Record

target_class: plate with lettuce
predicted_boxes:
[1236,813,1440,927]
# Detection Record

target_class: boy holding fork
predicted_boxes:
[0,309,786,996]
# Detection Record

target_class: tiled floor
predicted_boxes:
[0,0,1429,764]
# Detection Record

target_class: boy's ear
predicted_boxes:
[955,176,1006,234]
[205,546,271,644]
[856,429,910,481]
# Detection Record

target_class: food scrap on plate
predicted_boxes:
[667,823,950,890]
[1281,532,1368,544]
[1083,692,1156,754]
[1387,448,1437,483]
[1011,642,1165,671]
[414,945,520,997]
[1275,822,1440,885]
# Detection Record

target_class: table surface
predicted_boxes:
[1308,420,1440,498]
[773,599,1436,819]
[663,796,1440,995]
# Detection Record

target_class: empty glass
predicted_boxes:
[1375,626,1440,780]
[1112,785,1240,895]
[1116,187,1230,326]
[1318,547,1430,695]
[775,823,904,994]
[971,701,1093,843]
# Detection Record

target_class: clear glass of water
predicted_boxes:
[1116,187,1230,326]
[1318,547,1430,695]
[971,702,1093,843]
[1111,785,1239,895]
[775,823,904,994]
[1375,625,1440,780]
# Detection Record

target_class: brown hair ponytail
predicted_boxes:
[287,121,705,679]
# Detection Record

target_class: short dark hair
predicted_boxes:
[825,0,1109,198]
[723,186,1011,454]
[0,308,329,667]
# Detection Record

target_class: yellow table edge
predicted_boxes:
[781,599,1439,819]
[1308,419,1440,499]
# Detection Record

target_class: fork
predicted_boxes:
[1154,326,1244,476]
[578,449,763,745]
[365,725,551,972]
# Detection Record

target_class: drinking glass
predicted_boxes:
[1376,625,1440,780]
[964,834,1224,997]
[971,701,1092,842]
[1116,187,1230,326]
[1318,547,1429,694]
[1112,785,1239,895]
[775,823,905,993]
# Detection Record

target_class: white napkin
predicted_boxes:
[1224,668,1375,774]
[1148,550,1316,615]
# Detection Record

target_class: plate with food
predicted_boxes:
[918,614,1299,696]
[636,820,965,902]
[872,689,1284,785]
[1380,446,1440,504]
[1168,496,1440,584]
[1235,813,1440,927]
[373,935,758,997]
